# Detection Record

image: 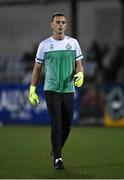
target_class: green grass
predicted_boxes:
[0,125,124,179]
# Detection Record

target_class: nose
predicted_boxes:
[59,22,63,26]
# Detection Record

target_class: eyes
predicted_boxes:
[55,21,66,25]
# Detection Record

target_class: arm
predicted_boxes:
[75,59,84,73]
[31,62,42,86]
[29,62,42,106]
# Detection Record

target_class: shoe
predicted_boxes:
[54,158,64,170]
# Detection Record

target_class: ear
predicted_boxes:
[50,22,53,29]
[64,24,67,31]
[65,24,67,30]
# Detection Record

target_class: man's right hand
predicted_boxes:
[29,85,40,106]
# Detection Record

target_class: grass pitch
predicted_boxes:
[0,125,124,179]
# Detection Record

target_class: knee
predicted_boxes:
[51,127,61,135]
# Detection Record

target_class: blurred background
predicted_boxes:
[0,0,124,127]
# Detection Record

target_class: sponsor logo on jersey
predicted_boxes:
[50,44,54,49]
[66,43,72,50]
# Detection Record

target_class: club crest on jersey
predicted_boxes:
[66,43,72,50]
[50,44,54,49]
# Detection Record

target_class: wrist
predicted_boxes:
[30,85,36,93]
[78,71,83,76]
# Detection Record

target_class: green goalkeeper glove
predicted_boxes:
[74,72,84,87]
[29,85,40,106]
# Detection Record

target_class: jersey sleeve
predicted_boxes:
[75,39,83,61]
[35,42,45,63]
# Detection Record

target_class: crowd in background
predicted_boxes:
[84,40,124,85]
[80,41,124,124]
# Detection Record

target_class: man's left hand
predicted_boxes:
[74,72,84,87]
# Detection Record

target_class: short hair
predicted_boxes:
[51,13,66,22]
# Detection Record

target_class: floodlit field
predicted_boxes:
[0,125,124,179]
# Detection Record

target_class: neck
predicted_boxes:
[52,33,65,40]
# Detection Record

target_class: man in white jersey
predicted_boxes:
[29,13,84,170]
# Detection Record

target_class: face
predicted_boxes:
[51,16,67,35]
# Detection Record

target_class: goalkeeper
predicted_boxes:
[29,13,84,170]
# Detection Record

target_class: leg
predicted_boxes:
[44,91,62,159]
[61,93,74,149]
